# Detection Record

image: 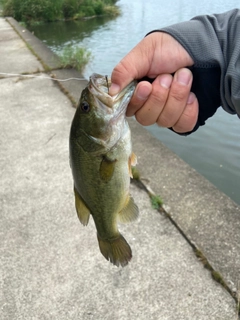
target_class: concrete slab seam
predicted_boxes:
[131,177,240,316]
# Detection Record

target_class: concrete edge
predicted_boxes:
[6,17,62,70]
[5,17,88,105]
[6,16,240,307]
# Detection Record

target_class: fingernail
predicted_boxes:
[187,92,196,104]
[109,83,120,96]
[159,74,172,89]
[136,85,151,100]
[176,69,191,85]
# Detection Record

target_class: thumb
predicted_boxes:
[109,36,155,95]
[109,32,194,96]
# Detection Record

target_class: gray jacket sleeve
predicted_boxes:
[160,9,240,118]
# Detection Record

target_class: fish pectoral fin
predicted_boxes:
[118,195,139,223]
[128,152,137,178]
[74,186,90,226]
[97,233,132,267]
[130,152,137,166]
[99,156,117,182]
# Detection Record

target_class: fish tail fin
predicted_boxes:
[97,233,132,267]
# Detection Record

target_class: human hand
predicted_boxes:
[109,32,199,133]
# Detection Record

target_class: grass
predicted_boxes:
[0,0,120,24]
[59,46,91,72]
[102,4,120,16]
[150,194,163,210]
[194,249,229,288]
[130,166,164,211]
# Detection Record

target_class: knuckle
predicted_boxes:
[112,61,128,78]
[151,86,168,104]
[135,113,148,126]
[135,109,153,126]
[126,100,142,117]
[173,107,198,133]
[170,85,189,102]
[173,121,194,133]
[157,114,174,128]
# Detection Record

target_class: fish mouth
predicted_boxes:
[88,73,136,111]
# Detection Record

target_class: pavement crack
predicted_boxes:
[44,133,56,145]
[131,175,240,317]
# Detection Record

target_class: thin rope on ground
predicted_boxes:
[0,72,86,82]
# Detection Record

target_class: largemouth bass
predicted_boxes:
[69,73,139,267]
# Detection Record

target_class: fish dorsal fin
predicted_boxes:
[128,152,137,178]
[74,186,90,226]
[100,157,117,182]
[118,195,139,223]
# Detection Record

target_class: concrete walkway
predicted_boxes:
[0,17,239,319]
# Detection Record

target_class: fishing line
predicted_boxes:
[0,72,86,82]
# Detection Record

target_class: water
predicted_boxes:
[30,0,240,204]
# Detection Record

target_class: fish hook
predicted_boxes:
[105,75,109,94]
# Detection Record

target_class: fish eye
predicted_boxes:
[80,101,90,113]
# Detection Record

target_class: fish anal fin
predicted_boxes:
[74,186,90,226]
[128,152,137,178]
[97,233,132,267]
[118,195,139,223]
[100,156,117,182]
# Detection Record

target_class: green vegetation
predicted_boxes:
[59,45,91,72]
[150,194,163,210]
[0,0,119,24]
[131,167,140,181]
